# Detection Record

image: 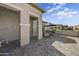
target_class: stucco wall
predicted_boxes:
[0,3,43,46]
[38,15,43,39]
[0,6,20,41]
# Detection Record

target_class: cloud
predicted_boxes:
[57,3,66,6]
[47,6,61,13]
[55,8,78,19]
[46,3,79,20]
[46,3,66,13]
[53,3,66,6]
[46,6,51,10]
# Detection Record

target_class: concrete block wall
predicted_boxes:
[56,30,79,37]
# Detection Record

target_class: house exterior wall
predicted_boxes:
[32,19,38,37]
[38,15,43,39]
[0,3,43,46]
[73,26,79,32]
[0,6,20,42]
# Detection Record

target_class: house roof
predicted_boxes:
[28,3,45,13]
[48,24,56,26]
[42,21,49,24]
[73,25,79,27]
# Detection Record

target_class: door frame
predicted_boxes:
[29,15,38,42]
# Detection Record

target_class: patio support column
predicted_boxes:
[38,15,43,40]
[20,10,30,46]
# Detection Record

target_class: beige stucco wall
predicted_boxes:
[32,19,38,37]
[38,15,43,40]
[0,3,43,46]
[0,6,20,42]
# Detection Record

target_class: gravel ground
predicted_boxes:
[0,34,76,56]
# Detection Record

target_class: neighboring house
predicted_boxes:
[42,21,50,31]
[56,24,63,31]
[73,25,79,32]
[0,3,44,47]
[42,21,56,36]
[62,25,69,30]
[55,24,69,31]
[67,26,73,30]
[42,21,50,37]
[42,21,56,31]
[47,24,57,31]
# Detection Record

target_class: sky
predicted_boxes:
[36,3,79,26]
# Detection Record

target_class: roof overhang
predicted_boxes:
[28,3,45,13]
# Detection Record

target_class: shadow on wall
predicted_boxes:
[0,39,20,53]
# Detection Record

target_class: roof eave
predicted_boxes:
[28,3,45,13]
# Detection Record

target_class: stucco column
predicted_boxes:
[38,15,43,40]
[20,10,30,46]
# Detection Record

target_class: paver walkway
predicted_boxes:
[53,35,79,56]
[0,34,78,56]
[10,36,65,56]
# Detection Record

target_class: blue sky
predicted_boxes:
[37,3,79,26]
